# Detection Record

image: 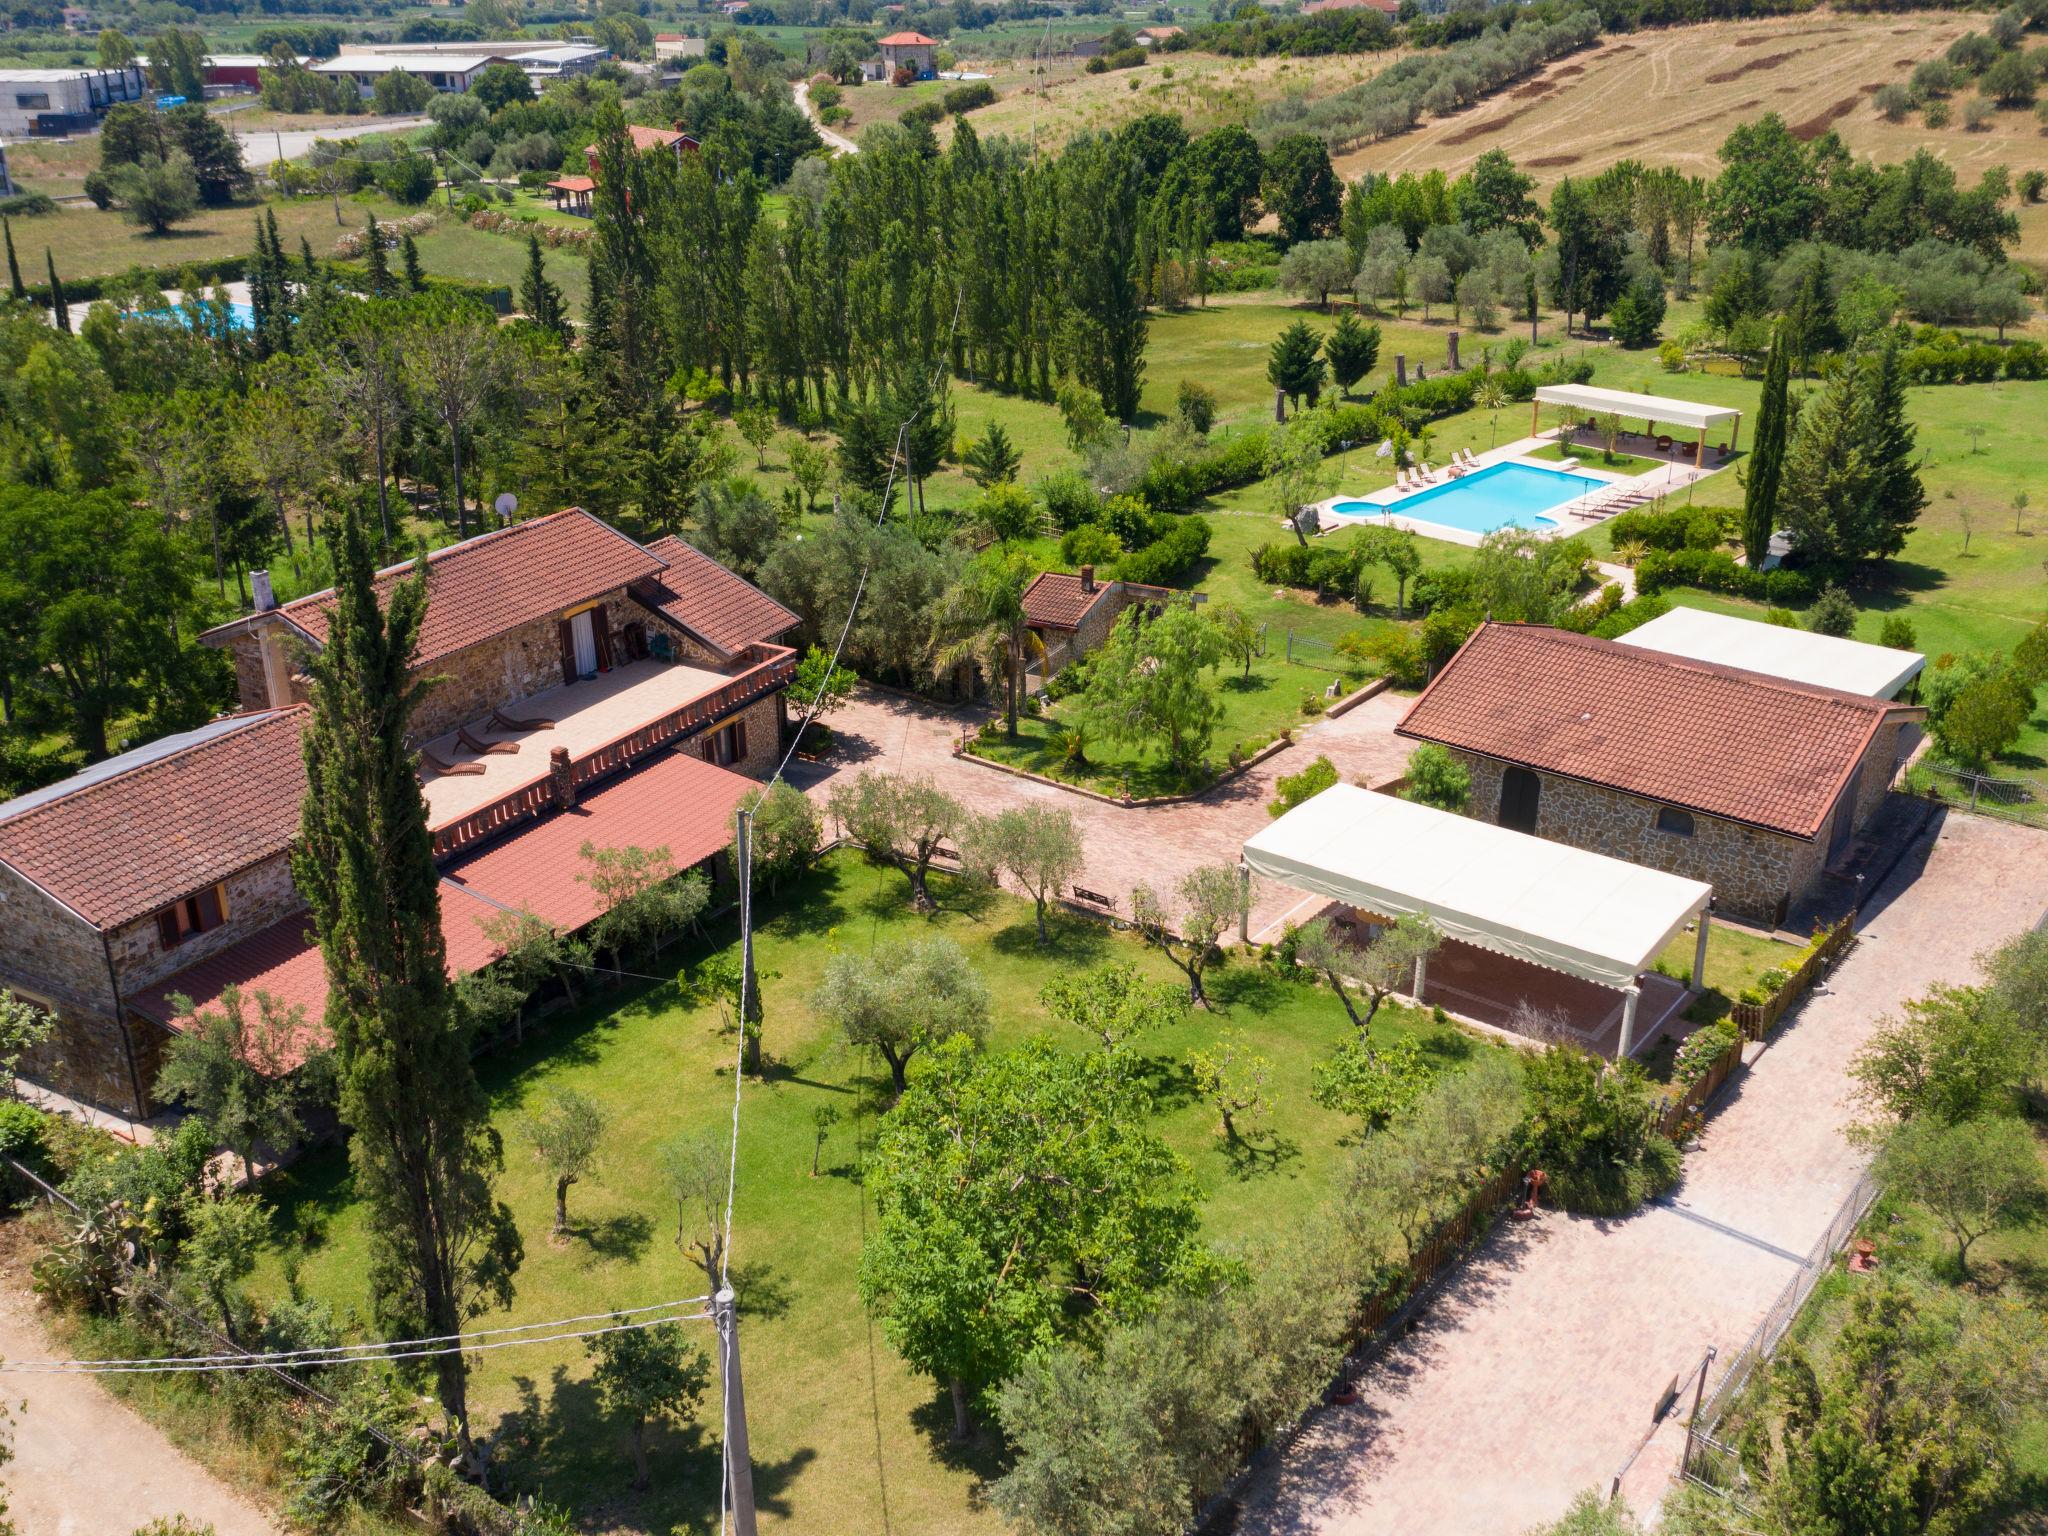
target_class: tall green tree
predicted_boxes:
[518,231,571,341]
[1260,134,1341,245]
[859,1036,1216,1441]
[1862,329,1926,560]
[1058,134,1148,421]
[1082,598,1225,776]
[2,218,22,302]
[44,251,68,335]
[1741,323,1791,568]
[1323,313,1380,397]
[1267,319,1326,408]
[293,500,521,1462]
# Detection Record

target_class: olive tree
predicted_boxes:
[967,804,1084,947]
[585,1316,711,1490]
[828,771,976,912]
[1291,913,1441,1032]
[522,1085,605,1237]
[1130,863,1252,1009]
[814,936,990,1098]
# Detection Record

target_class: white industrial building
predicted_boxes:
[0,63,147,136]
[315,39,606,96]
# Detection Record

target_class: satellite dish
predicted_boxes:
[494,493,518,521]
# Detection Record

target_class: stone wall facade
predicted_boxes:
[1449,719,1909,923]
[105,852,305,995]
[686,692,781,780]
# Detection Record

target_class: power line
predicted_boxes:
[0,1294,716,1372]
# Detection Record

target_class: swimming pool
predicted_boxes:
[136,301,259,333]
[1333,462,1604,535]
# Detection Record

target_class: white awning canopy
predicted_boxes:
[1619,607,1925,701]
[1243,785,1712,990]
[1533,383,1740,432]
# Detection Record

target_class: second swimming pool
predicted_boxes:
[1333,462,1605,535]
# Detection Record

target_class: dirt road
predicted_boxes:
[0,1283,280,1536]
[794,83,859,155]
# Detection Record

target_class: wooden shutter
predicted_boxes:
[157,908,181,949]
[594,606,615,672]
[194,886,225,931]
[557,619,577,683]
[730,718,746,763]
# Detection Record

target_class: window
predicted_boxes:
[14,93,51,109]
[702,718,748,768]
[155,885,228,950]
[1655,807,1695,838]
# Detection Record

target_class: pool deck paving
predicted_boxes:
[1230,807,2048,1536]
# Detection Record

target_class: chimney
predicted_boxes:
[1079,564,1095,593]
[251,570,276,612]
[548,746,576,811]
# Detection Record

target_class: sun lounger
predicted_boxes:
[1420,463,1437,482]
[491,708,555,733]
[458,726,521,756]
[420,748,486,777]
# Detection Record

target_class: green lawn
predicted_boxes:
[1526,440,1668,477]
[408,217,591,311]
[968,644,1368,796]
[1653,918,1797,1026]
[255,851,1470,1536]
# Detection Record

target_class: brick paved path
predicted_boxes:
[1231,810,2048,1536]
[791,685,1415,935]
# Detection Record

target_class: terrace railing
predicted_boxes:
[430,642,796,860]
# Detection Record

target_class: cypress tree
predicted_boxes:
[401,232,425,293]
[293,501,521,1462]
[3,217,22,302]
[363,214,392,295]
[1742,323,1791,569]
[300,233,318,281]
[44,249,68,334]
[1862,330,1925,560]
[1266,319,1326,408]
[518,231,568,340]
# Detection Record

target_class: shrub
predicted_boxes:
[1059,523,1121,567]
[1400,743,1470,812]
[0,1100,47,1168]
[0,192,56,217]
[942,81,996,113]
[1338,625,1427,688]
[1518,1045,1680,1216]
[900,100,945,127]
[1111,515,1211,585]
[1269,754,1337,816]
[1806,582,1858,638]
[1176,378,1217,434]
[1672,1021,1740,1088]
[1634,547,1816,605]
[1037,468,1100,531]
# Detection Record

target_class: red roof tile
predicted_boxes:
[626,123,696,152]
[442,746,753,931]
[0,710,308,929]
[131,882,511,1067]
[210,510,667,670]
[879,30,938,44]
[1020,570,1113,631]
[636,537,799,658]
[548,175,596,192]
[1396,624,1918,840]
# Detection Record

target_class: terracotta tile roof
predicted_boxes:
[627,123,695,151]
[0,709,308,930]
[1395,624,1918,840]
[131,882,511,1068]
[442,746,753,931]
[879,30,938,44]
[635,537,799,659]
[1020,570,1113,631]
[214,510,667,670]
[548,175,596,192]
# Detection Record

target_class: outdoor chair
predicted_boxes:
[491,708,555,733]
[421,748,486,777]
[457,726,520,756]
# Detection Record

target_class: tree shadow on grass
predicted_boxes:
[1135,1051,1199,1111]
[1206,962,1290,1015]
[561,1210,654,1265]
[1219,1127,1302,1181]
[1221,672,1271,693]
[908,1390,1013,1478]
[989,911,1111,965]
[727,1258,794,1322]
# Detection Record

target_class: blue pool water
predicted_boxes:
[137,301,258,332]
[1334,462,1603,534]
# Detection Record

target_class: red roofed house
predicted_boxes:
[1020,565,1202,680]
[1395,623,1926,925]
[552,122,702,212]
[878,30,939,78]
[0,511,797,1117]
[1302,0,1400,15]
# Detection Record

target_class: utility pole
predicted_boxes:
[716,1286,759,1536]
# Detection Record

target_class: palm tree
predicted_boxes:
[935,549,1042,739]
[1475,378,1507,449]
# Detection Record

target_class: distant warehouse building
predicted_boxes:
[0,64,147,136]
[314,39,606,96]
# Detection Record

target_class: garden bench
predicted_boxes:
[1070,886,1116,911]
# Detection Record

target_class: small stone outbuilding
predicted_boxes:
[1396,623,1927,926]
[1020,567,1199,680]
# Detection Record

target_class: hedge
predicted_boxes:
[326,261,514,313]
[1633,547,1816,605]
[14,254,249,307]
[1603,502,1728,553]
[1134,355,1597,513]
[1112,514,1211,584]
[1900,339,2045,384]
[942,81,997,113]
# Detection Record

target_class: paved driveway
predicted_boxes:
[793,684,1414,933]
[1231,809,2048,1535]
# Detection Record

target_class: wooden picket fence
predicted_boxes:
[1730,912,1857,1040]
[1655,1037,1743,1139]
[1353,1162,1526,1337]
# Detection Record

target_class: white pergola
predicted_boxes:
[1532,383,1743,469]
[1242,785,1714,1057]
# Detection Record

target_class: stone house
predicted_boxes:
[0,512,798,1117]
[877,30,939,77]
[1396,623,1926,926]
[1019,567,1200,681]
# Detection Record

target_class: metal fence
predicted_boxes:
[1682,1167,1882,1484]
[1918,763,2048,825]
